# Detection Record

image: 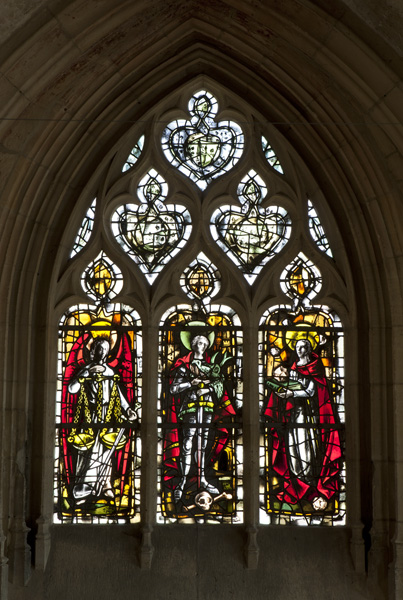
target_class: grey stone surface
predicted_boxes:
[0,2,402,599]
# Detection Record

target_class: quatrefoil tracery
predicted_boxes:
[161,90,244,190]
[211,170,292,284]
[111,169,192,284]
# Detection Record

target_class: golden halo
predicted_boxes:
[285,326,319,351]
[88,321,118,351]
[91,320,112,340]
[180,321,215,351]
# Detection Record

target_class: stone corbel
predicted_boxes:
[35,515,51,571]
[368,527,390,595]
[140,525,154,570]
[245,525,259,569]
[350,523,366,573]
[390,538,403,600]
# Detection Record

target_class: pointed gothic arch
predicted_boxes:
[43,80,352,533]
[1,4,402,599]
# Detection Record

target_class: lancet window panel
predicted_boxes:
[157,304,243,524]
[258,304,345,526]
[54,302,142,524]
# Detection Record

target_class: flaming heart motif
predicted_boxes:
[211,171,292,284]
[111,169,191,283]
[161,90,244,190]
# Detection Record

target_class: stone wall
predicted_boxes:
[0,2,402,598]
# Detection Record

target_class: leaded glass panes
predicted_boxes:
[60,86,347,532]
[111,169,192,283]
[211,170,292,284]
[280,252,322,309]
[258,255,345,526]
[262,136,283,174]
[70,198,96,258]
[179,252,221,306]
[122,135,145,172]
[55,258,142,523]
[308,199,333,258]
[161,90,244,190]
[81,251,123,302]
[157,291,243,523]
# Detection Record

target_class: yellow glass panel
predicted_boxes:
[289,264,310,296]
[188,267,211,297]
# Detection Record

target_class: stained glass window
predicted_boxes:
[262,136,284,174]
[122,135,145,172]
[280,252,322,309]
[111,169,192,283]
[259,256,345,526]
[157,257,243,523]
[161,90,244,190]
[54,254,142,523]
[81,251,124,302]
[58,87,347,532]
[179,252,221,307]
[70,198,96,258]
[211,170,292,284]
[308,199,333,258]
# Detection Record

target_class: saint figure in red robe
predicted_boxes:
[59,332,137,515]
[264,338,341,513]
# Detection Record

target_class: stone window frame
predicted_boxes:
[47,79,354,566]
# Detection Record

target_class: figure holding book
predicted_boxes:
[264,337,341,513]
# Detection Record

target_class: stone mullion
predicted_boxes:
[243,317,260,568]
[139,320,158,568]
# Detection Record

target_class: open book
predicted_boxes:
[266,378,304,394]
